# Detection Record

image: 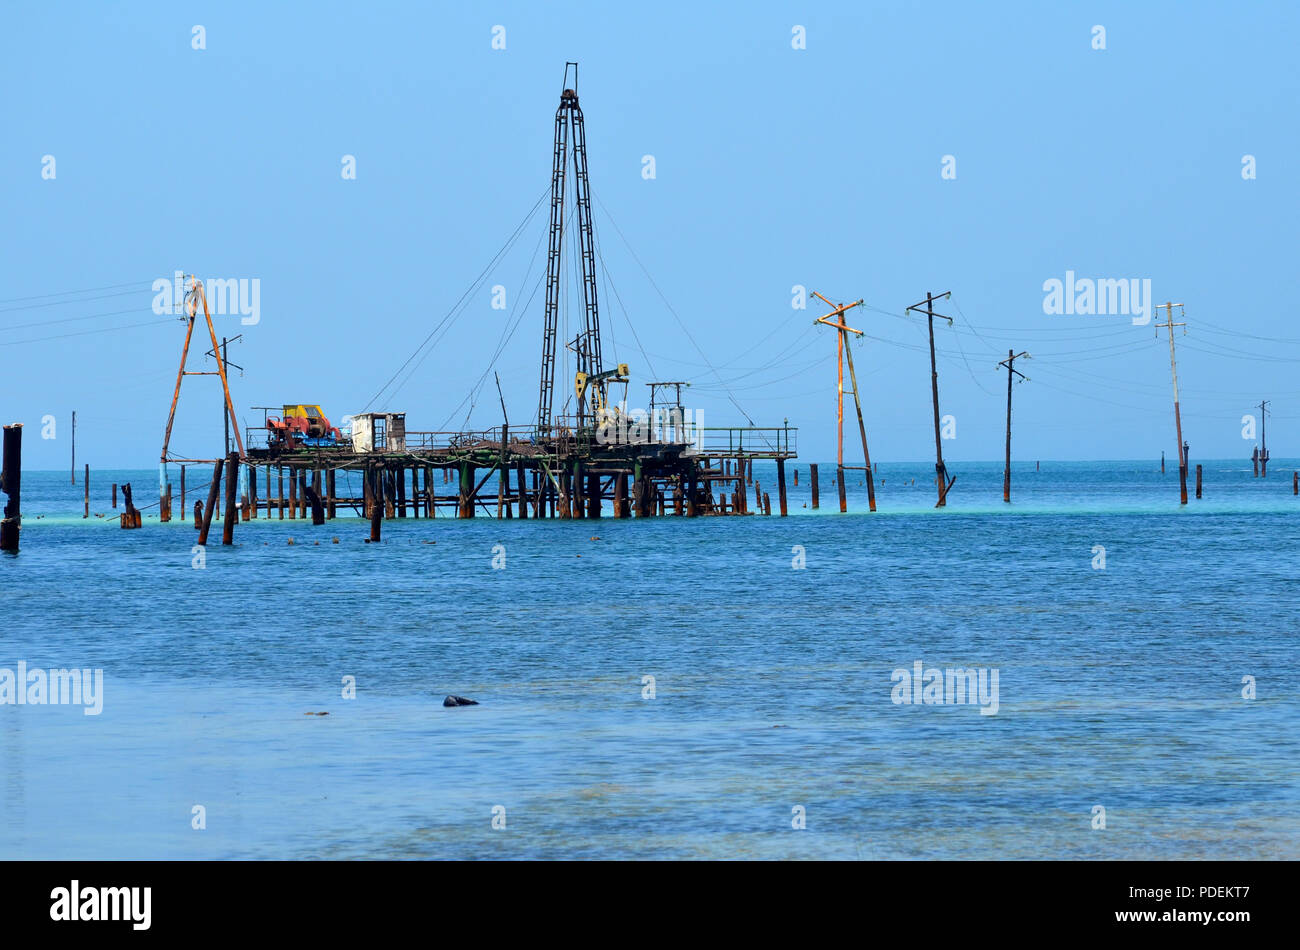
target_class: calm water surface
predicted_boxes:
[2,460,1297,858]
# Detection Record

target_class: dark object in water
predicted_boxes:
[443,695,479,707]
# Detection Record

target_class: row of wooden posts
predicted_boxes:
[10,419,1300,554]
[109,453,806,544]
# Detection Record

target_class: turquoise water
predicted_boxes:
[2,460,1298,859]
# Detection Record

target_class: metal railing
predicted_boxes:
[694,426,796,458]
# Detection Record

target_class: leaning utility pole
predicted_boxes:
[905,291,955,507]
[812,291,875,512]
[998,349,1030,503]
[1258,399,1270,477]
[1154,302,1188,504]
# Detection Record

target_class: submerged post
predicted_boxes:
[369,465,382,542]
[1195,464,1203,499]
[120,482,141,529]
[222,451,238,545]
[0,424,23,552]
[776,458,788,516]
[810,463,819,509]
[198,464,221,542]
[84,464,89,518]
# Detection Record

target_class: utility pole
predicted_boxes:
[998,349,1030,503]
[203,333,243,458]
[1154,302,1188,504]
[1259,399,1270,477]
[222,337,231,455]
[812,291,875,512]
[70,410,76,484]
[905,291,955,507]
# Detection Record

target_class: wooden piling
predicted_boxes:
[248,464,258,519]
[776,458,788,516]
[221,452,238,545]
[120,482,141,529]
[459,463,475,518]
[197,460,222,545]
[193,500,202,529]
[305,483,325,525]
[0,424,22,552]
[83,464,89,518]
[587,473,601,519]
[369,465,382,542]
[396,464,407,518]
[277,468,285,520]
[516,461,528,520]
[112,483,117,509]
[1293,471,1297,495]
[180,465,186,515]
[837,466,847,513]
[794,468,799,487]
[810,463,820,509]
[615,472,629,518]
[288,468,297,519]
[327,468,337,519]
[572,461,585,519]
[1195,464,1202,499]
[763,492,771,516]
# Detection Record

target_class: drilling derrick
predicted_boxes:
[537,63,604,434]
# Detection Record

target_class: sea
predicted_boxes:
[2,460,1297,859]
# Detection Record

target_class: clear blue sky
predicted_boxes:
[3,1,1298,469]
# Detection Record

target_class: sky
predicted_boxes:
[2,1,1298,469]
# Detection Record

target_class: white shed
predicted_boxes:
[351,412,406,453]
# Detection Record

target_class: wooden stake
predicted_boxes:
[810,463,820,509]
[777,458,788,516]
[221,451,238,545]
[369,465,382,542]
[0,424,22,552]
[197,460,222,545]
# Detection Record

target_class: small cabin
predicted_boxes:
[350,412,406,453]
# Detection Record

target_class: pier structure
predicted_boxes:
[238,419,796,522]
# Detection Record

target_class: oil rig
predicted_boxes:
[154,66,796,530]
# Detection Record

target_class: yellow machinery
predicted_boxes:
[266,404,343,447]
[575,363,629,426]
